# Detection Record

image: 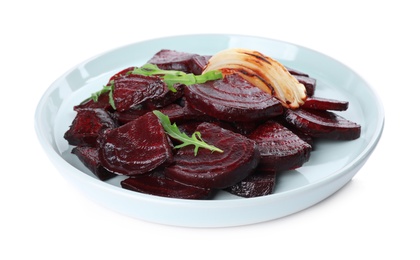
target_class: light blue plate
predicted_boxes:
[35,34,384,227]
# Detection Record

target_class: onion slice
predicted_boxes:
[203,48,307,109]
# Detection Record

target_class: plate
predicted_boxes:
[34,34,384,227]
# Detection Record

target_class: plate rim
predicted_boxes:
[34,33,385,226]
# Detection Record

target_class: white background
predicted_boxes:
[2,0,419,259]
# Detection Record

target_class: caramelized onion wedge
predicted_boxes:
[203,48,307,109]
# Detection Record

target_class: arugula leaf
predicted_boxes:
[132,64,223,92]
[153,110,223,156]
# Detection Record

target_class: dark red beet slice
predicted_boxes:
[230,121,260,135]
[286,66,309,77]
[147,49,198,73]
[224,168,277,198]
[302,97,349,111]
[248,121,312,172]
[112,108,149,125]
[189,55,211,75]
[289,128,314,148]
[176,121,238,139]
[112,74,167,112]
[64,108,117,147]
[108,66,136,83]
[98,112,173,175]
[184,73,283,122]
[165,122,260,189]
[71,146,116,181]
[157,99,211,123]
[121,174,212,199]
[176,121,205,136]
[74,67,137,111]
[142,83,184,110]
[74,92,113,111]
[294,75,316,97]
[283,108,361,140]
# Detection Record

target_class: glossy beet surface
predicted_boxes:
[112,74,168,112]
[225,168,277,198]
[98,112,173,175]
[284,108,361,140]
[64,108,116,147]
[148,49,199,73]
[249,121,312,172]
[157,98,209,123]
[121,173,212,199]
[185,73,283,122]
[71,146,116,181]
[302,97,349,111]
[165,122,260,189]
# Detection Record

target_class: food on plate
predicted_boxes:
[64,48,361,199]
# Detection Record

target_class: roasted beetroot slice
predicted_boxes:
[249,121,312,172]
[157,99,211,123]
[286,66,309,77]
[176,121,208,136]
[64,108,117,147]
[230,121,260,135]
[74,92,113,111]
[283,108,361,140]
[165,122,260,189]
[290,129,314,148]
[302,97,349,111]
[108,66,136,83]
[189,55,211,75]
[224,168,277,198]
[112,74,167,112]
[147,49,198,73]
[112,108,149,125]
[75,67,137,111]
[185,73,283,122]
[294,75,316,97]
[142,83,184,110]
[71,146,116,181]
[98,112,173,175]
[121,174,212,199]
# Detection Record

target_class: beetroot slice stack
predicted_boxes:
[165,122,260,189]
[184,73,283,122]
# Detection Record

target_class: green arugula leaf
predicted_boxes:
[132,64,223,92]
[153,110,223,156]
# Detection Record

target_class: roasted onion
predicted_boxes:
[203,48,307,109]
